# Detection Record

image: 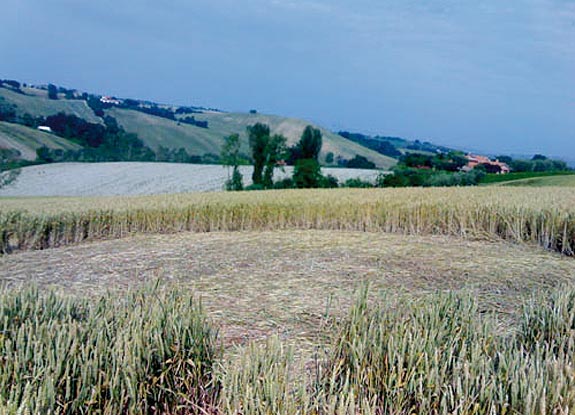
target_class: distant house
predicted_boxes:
[462,154,510,174]
[100,96,121,105]
[37,126,53,133]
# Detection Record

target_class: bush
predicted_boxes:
[342,177,373,188]
[244,183,265,191]
[293,158,322,188]
[319,174,339,188]
[345,155,376,169]
[273,177,295,189]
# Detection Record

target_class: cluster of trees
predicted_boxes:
[368,150,484,188]
[405,139,449,153]
[380,168,486,187]
[0,79,24,94]
[175,107,202,115]
[179,116,208,128]
[497,154,568,173]
[341,155,376,169]
[400,152,468,172]
[338,131,402,158]
[222,123,339,191]
[36,114,156,162]
[0,98,18,123]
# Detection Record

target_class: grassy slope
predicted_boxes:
[109,108,397,169]
[481,171,575,185]
[0,121,81,160]
[0,87,100,123]
[498,174,575,187]
[107,108,220,155]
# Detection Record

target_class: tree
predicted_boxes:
[346,155,376,169]
[298,125,322,160]
[262,134,286,188]
[47,84,58,100]
[292,125,323,188]
[293,158,322,188]
[221,133,243,191]
[496,155,513,164]
[247,123,270,185]
[325,152,334,164]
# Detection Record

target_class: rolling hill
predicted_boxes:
[0,121,81,160]
[0,84,397,169]
[0,87,100,123]
[108,108,397,168]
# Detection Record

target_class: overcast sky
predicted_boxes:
[1,0,574,157]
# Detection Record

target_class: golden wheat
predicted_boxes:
[1,187,575,255]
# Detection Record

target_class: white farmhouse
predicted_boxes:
[37,126,53,133]
[100,96,121,105]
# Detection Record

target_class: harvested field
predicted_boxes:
[0,162,381,196]
[2,230,573,353]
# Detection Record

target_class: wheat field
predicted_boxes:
[2,186,575,413]
[1,187,574,255]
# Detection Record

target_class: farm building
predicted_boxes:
[463,154,510,174]
[100,96,121,105]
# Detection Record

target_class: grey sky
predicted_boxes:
[1,0,574,157]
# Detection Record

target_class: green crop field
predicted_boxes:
[498,174,575,187]
[481,171,575,186]
[2,169,575,413]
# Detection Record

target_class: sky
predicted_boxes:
[1,0,574,158]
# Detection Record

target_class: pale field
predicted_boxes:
[0,162,381,197]
[2,230,573,356]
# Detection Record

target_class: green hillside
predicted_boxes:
[0,83,397,169]
[0,87,100,123]
[497,174,575,187]
[109,108,397,169]
[0,121,81,160]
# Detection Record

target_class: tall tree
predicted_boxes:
[247,123,270,186]
[262,134,287,188]
[221,133,243,191]
[298,125,322,160]
[293,125,323,188]
[47,84,58,100]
